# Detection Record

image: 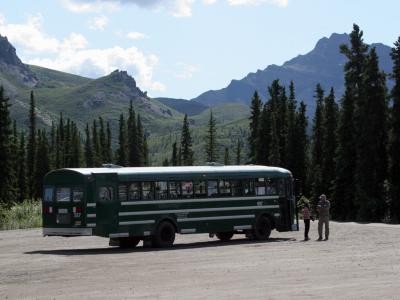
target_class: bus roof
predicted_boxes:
[62,165,292,181]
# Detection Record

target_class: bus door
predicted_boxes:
[95,173,119,234]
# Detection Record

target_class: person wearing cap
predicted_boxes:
[317,194,330,241]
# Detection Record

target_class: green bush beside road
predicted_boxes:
[0,200,42,230]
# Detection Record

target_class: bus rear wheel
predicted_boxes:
[152,221,176,248]
[216,232,234,241]
[252,215,272,240]
[118,237,141,248]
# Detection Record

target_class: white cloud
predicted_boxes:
[203,0,217,4]
[61,0,119,13]
[228,0,288,7]
[171,0,195,17]
[0,14,165,92]
[88,15,109,30]
[174,62,199,79]
[127,31,148,40]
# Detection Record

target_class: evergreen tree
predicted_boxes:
[137,114,144,166]
[322,88,339,197]
[106,121,112,163]
[205,110,218,162]
[64,119,71,167]
[294,101,308,196]
[10,121,19,198]
[236,138,241,165]
[355,48,388,221]
[84,123,94,167]
[49,122,56,168]
[162,158,169,166]
[286,81,298,174]
[310,84,325,205]
[17,132,27,202]
[269,113,281,166]
[127,101,139,166]
[248,91,262,163]
[143,135,149,166]
[98,117,106,164]
[92,119,100,166]
[224,147,230,165]
[27,91,36,199]
[256,103,271,165]
[58,113,65,167]
[180,114,194,166]
[333,24,369,221]
[70,123,81,167]
[0,86,16,206]
[171,142,178,166]
[389,36,400,222]
[34,130,50,200]
[117,114,127,166]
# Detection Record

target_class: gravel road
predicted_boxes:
[1,222,400,300]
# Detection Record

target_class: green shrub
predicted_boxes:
[0,200,42,230]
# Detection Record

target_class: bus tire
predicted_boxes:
[152,221,176,248]
[216,232,234,241]
[119,237,140,248]
[252,215,272,240]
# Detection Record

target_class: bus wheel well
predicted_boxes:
[258,213,276,230]
[154,217,178,233]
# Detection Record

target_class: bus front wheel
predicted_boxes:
[216,232,234,241]
[152,221,176,248]
[252,215,272,240]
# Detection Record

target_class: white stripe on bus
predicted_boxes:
[121,195,279,206]
[87,214,96,218]
[87,203,96,207]
[87,223,96,227]
[177,214,254,222]
[119,220,155,226]
[274,213,280,217]
[109,233,129,238]
[234,225,252,230]
[181,228,196,233]
[119,205,279,217]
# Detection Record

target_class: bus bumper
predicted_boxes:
[43,227,93,236]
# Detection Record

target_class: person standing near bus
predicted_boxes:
[317,194,330,241]
[302,203,313,241]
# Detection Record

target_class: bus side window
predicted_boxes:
[255,178,266,196]
[142,182,155,200]
[181,181,193,198]
[129,183,141,200]
[207,181,218,197]
[231,180,242,196]
[44,187,54,202]
[218,180,231,196]
[277,179,286,196]
[169,181,181,199]
[73,188,84,202]
[194,181,207,198]
[99,187,113,201]
[155,181,168,200]
[119,184,127,201]
[266,179,277,195]
[243,180,255,196]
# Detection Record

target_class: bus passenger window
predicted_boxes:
[169,182,181,199]
[266,179,277,195]
[56,188,71,202]
[99,187,113,201]
[208,181,218,197]
[255,178,266,196]
[73,188,84,202]
[219,180,231,196]
[231,180,242,196]
[194,181,207,197]
[142,182,155,200]
[44,187,54,202]
[181,181,193,198]
[277,179,286,196]
[119,184,127,201]
[243,180,255,196]
[155,181,168,199]
[129,183,141,200]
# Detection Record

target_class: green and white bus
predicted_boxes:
[42,165,298,248]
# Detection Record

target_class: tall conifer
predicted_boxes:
[248,91,262,163]
[205,110,218,162]
[180,114,194,166]
[27,91,36,199]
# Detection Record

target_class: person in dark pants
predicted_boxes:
[302,203,312,241]
[317,194,330,241]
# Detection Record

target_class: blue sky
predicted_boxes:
[0,0,399,99]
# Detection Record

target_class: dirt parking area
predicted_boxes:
[0,222,399,300]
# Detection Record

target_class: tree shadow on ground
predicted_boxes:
[25,237,297,256]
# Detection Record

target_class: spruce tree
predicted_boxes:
[117,114,127,166]
[27,91,36,199]
[322,88,339,197]
[70,123,81,167]
[205,110,218,162]
[143,135,149,166]
[256,103,271,165]
[92,119,100,166]
[355,48,388,221]
[137,114,144,166]
[106,121,112,163]
[162,158,169,166]
[269,112,281,166]
[0,86,16,206]
[127,102,139,166]
[389,36,400,222]
[171,142,178,166]
[224,147,230,165]
[10,121,19,198]
[17,132,27,202]
[248,91,262,163]
[49,122,56,168]
[236,138,241,165]
[98,117,106,164]
[294,101,308,196]
[34,130,50,200]
[310,84,325,205]
[333,24,369,221]
[180,114,194,166]
[286,81,298,174]
[85,123,94,167]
